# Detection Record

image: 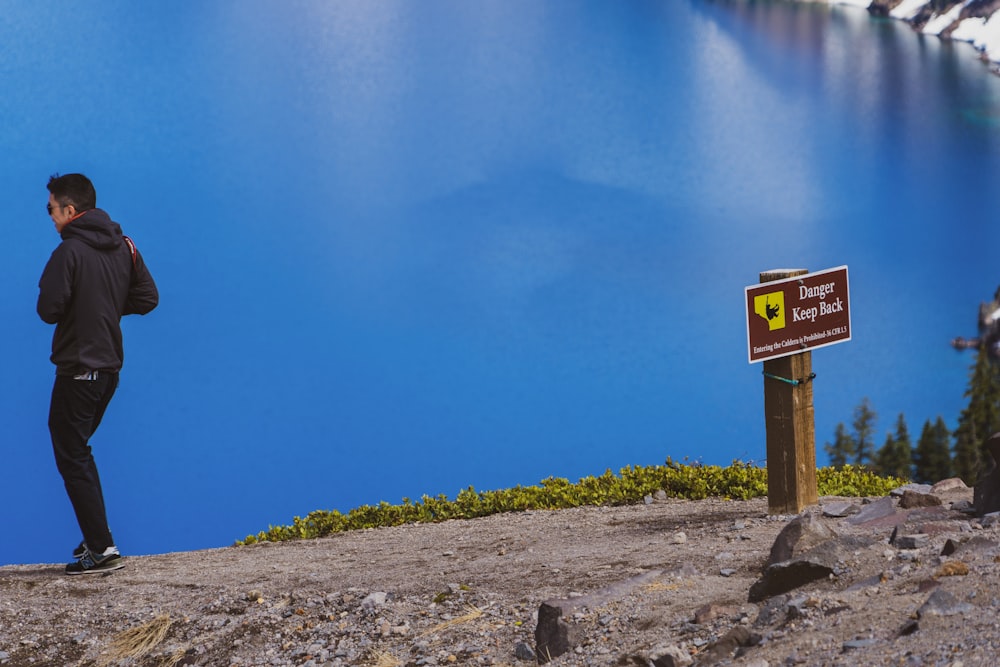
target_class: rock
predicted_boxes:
[765,513,838,567]
[941,538,958,556]
[749,536,854,602]
[917,578,940,593]
[514,641,536,662]
[847,497,896,526]
[931,478,969,493]
[695,625,758,664]
[953,499,977,514]
[622,644,693,667]
[361,592,389,613]
[946,536,999,556]
[535,570,662,662]
[753,595,790,627]
[845,574,884,593]
[535,601,580,663]
[899,491,942,509]
[896,619,920,638]
[748,557,835,602]
[786,596,812,619]
[694,603,737,625]
[891,483,933,497]
[894,534,930,550]
[650,644,692,667]
[974,433,1000,515]
[918,589,975,617]
[821,501,860,518]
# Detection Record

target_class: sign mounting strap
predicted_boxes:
[762,371,816,386]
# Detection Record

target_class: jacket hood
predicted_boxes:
[60,208,123,251]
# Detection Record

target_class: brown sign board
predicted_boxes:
[745,266,851,363]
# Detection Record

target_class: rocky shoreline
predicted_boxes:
[810,0,1000,68]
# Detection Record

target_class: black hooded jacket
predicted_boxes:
[37,208,159,375]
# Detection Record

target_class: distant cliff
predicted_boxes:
[819,0,1000,69]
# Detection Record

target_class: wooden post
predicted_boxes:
[761,269,818,515]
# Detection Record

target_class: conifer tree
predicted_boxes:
[952,347,1000,484]
[823,422,855,468]
[874,414,912,479]
[875,433,897,476]
[851,397,877,467]
[913,417,952,484]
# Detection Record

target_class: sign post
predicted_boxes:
[745,266,851,515]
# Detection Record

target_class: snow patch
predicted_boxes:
[922,1,969,35]
[891,0,930,20]
[950,14,1000,62]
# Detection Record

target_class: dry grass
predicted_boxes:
[422,604,485,635]
[97,614,173,666]
[645,580,681,592]
[369,649,403,667]
[156,649,187,667]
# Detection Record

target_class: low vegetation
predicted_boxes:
[237,459,906,546]
[241,342,998,548]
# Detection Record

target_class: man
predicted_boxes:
[37,173,159,575]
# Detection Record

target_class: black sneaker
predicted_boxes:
[66,546,124,575]
[72,542,87,560]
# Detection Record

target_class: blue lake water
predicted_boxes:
[3,0,1000,566]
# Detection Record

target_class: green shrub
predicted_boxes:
[236,461,908,546]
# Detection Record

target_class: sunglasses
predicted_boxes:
[47,202,63,215]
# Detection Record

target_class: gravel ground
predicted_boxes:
[0,485,996,666]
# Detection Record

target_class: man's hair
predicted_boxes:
[47,173,97,211]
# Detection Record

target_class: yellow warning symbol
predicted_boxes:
[754,291,785,331]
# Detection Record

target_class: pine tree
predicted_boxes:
[874,414,913,479]
[913,417,952,484]
[852,397,877,467]
[875,433,897,476]
[952,347,1000,484]
[823,422,855,468]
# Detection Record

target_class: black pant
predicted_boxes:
[49,372,119,554]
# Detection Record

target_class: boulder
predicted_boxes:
[765,513,837,566]
[847,496,897,526]
[931,478,969,493]
[749,538,847,602]
[899,490,942,509]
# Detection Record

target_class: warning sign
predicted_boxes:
[745,266,851,363]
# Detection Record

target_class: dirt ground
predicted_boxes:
[1,485,998,666]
